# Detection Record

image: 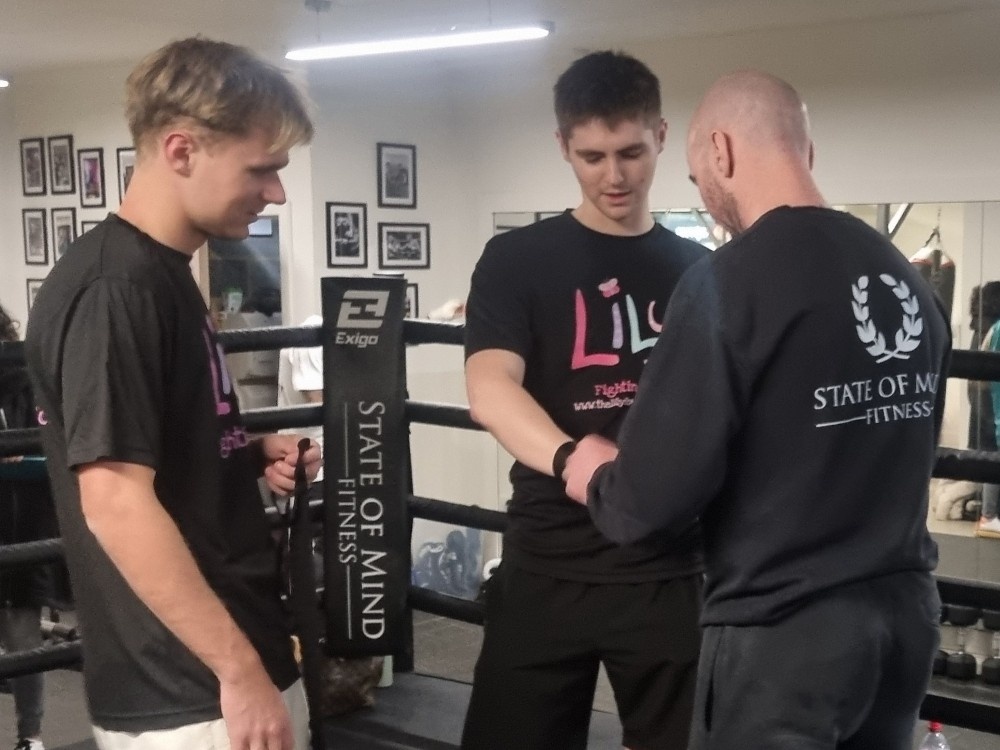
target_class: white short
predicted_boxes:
[92,679,310,750]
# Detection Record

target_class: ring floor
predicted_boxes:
[1,610,997,750]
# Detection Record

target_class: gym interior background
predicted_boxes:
[3,2,1000,748]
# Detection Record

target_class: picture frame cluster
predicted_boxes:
[19,133,138,311]
[325,141,429,318]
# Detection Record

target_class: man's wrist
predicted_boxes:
[552,440,577,481]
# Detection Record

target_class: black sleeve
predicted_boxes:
[464,237,532,360]
[62,278,167,470]
[587,260,745,543]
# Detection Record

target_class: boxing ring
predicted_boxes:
[3,276,1000,747]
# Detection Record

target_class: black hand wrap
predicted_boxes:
[552,439,577,481]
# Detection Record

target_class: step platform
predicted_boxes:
[325,672,622,749]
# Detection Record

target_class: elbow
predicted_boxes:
[467,400,487,428]
[466,394,494,430]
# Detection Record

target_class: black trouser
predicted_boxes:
[690,570,940,750]
[461,563,702,750]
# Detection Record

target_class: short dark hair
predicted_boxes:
[554,51,661,140]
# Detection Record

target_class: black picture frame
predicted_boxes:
[376,142,417,209]
[80,220,101,235]
[377,222,430,269]
[51,207,77,261]
[326,201,368,267]
[20,137,46,196]
[405,282,419,318]
[47,134,75,194]
[116,147,136,203]
[22,208,48,266]
[26,279,44,311]
[78,147,106,208]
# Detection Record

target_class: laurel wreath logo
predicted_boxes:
[851,274,923,363]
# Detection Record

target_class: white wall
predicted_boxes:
[0,89,20,327]
[2,61,132,331]
[451,7,1000,241]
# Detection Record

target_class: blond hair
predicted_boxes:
[125,37,314,154]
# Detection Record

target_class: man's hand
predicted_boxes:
[258,434,322,495]
[564,434,618,505]
[219,662,295,750]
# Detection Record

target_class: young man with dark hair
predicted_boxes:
[461,50,706,750]
[565,70,949,750]
[25,38,321,750]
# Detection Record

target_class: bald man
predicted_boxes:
[562,70,950,749]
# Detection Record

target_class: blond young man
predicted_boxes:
[25,38,321,750]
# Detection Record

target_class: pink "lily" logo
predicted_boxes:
[571,278,663,370]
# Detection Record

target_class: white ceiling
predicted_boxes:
[0,0,992,81]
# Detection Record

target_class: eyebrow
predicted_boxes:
[250,156,290,171]
[574,142,647,158]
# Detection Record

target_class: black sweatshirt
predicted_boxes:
[588,206,950,625]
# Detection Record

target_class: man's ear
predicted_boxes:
[162,130,197,177]
[709,130,734,179]
[655,118,668,154]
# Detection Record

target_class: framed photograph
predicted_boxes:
[26,279,44,311]
[51,207,77,261]
[378,222,430,269]
[20,138,46,196]
[405,282,419,318]
[78,148,106,208]
[47,134,75,194]
[22,209,48,266]
[376,142,417,209]
[326,201,368,267]
[80,220,101,235]
[116,147,136,203]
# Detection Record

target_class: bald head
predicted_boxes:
[686,70,824,235]
[689,70,811,158]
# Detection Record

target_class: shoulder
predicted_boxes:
[486,214,572,253]
[649,226,710,262]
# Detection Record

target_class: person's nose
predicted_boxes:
[264,175,286,206]
[605,157,624,186]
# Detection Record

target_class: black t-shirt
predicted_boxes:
[24,215,298,731]
[587,207,950,624]
[465,211,706,582]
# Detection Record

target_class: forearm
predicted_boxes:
[82,481,265,683]
[469,376,570,476]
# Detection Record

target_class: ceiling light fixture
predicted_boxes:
[286,22,552,62]
[0,79,9,89]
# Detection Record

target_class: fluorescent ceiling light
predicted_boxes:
[286,23,552,61]
[0,79,9,88]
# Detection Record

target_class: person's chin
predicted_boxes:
[211,222,252,240]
